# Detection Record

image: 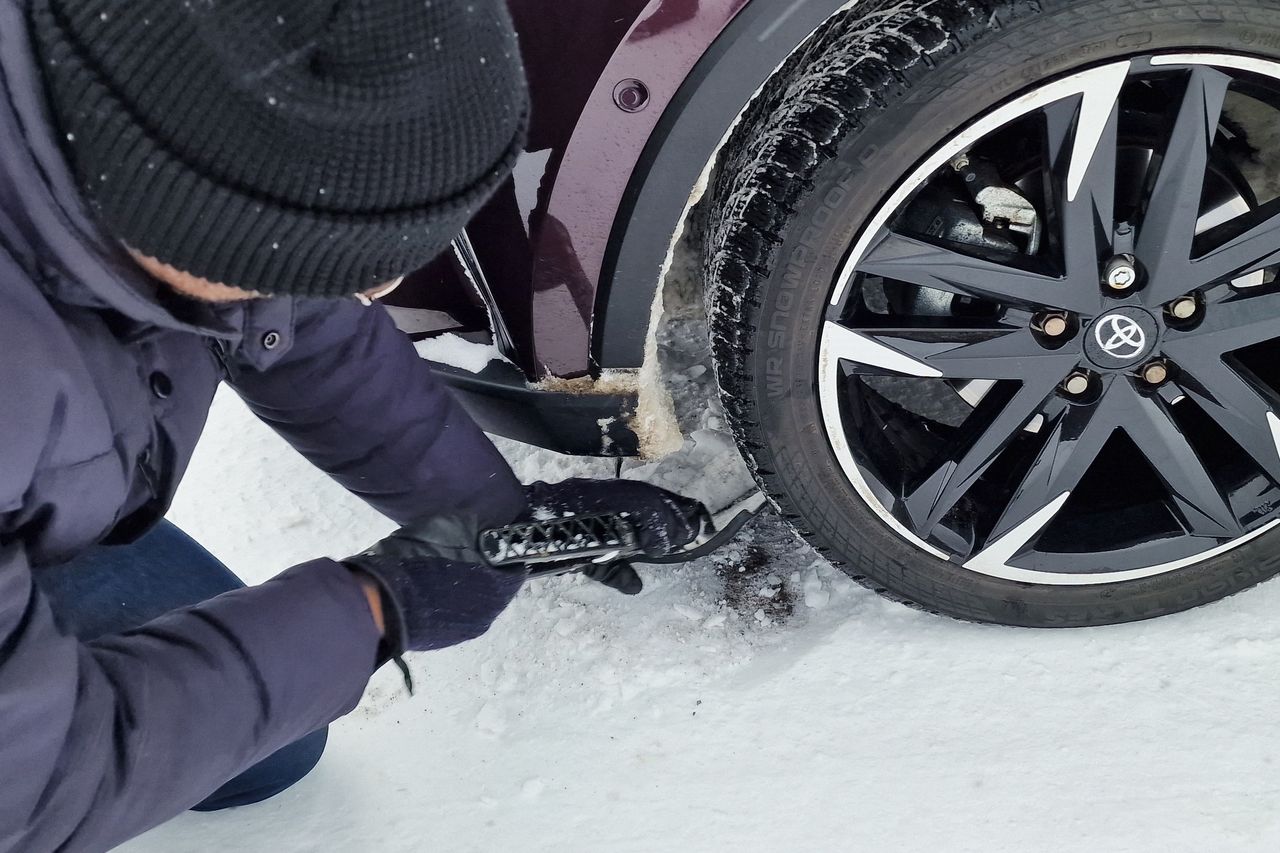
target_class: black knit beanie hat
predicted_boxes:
[29,0,529,298]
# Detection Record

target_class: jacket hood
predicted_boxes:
[0,0,243,341]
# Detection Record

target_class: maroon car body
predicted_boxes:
[389,0,851,455]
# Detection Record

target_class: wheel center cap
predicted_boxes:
[1084,307,1159,369]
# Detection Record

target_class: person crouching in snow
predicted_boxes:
[0,1,709,850]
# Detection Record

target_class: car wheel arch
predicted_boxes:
[591,0,861,373]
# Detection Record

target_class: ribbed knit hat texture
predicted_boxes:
[29,0,529,297]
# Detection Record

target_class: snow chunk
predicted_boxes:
[414,333,505,374]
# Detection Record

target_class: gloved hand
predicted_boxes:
[344,481,711,659]
[524,479,712,595]
[343,513,524,656]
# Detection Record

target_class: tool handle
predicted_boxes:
[478,513,642,569]
[479,491,767,578]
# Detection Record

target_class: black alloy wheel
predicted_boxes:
[825,54,1280,583]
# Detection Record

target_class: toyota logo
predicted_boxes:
[1094,315,1148,360]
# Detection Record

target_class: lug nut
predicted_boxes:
[1035,313,1070,338]
[1063,372,1092,396]
[1043,316,1068,337]
[1104,255,1139,291]
[1140,360,1170,386]
[1169,296,1199,320]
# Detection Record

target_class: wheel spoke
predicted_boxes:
[1122,393,1242,538]
[983,389,1121,545]
[1169,357,1280,486]
[1190,199,1280,287]
[902,375,1065,535]
[1043,64,1127,282]
[855,229,1095,314]
[839,322,1079,380]
[822,321,942,378]
[965,491,1072,574]
[1164,284,1280,351]
[1138,67,1233,304]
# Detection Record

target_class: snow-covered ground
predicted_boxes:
[123,264,1280,852]
[121,380,1280,853]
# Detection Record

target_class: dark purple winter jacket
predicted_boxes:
[0,4,526,851]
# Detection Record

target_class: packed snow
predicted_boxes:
[414,333,507,374]
[122,248,1280,853]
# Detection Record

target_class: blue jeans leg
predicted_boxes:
[35,520,329,810]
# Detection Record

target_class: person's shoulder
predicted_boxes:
[275,295,391,355]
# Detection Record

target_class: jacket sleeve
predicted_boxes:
[0,543,380,853]
[227,299,526,528]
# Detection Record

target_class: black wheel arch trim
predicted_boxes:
[429,359,639,457]
[594,0,852,369]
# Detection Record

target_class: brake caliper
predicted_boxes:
[950,154,1042,255]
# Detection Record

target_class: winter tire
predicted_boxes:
[707,0,1280,626]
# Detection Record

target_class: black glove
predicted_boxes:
[346,481,710,661]
[344,513,525,657]
[523,479,712,595]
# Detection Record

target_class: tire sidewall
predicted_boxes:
[755,1,1280,626]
